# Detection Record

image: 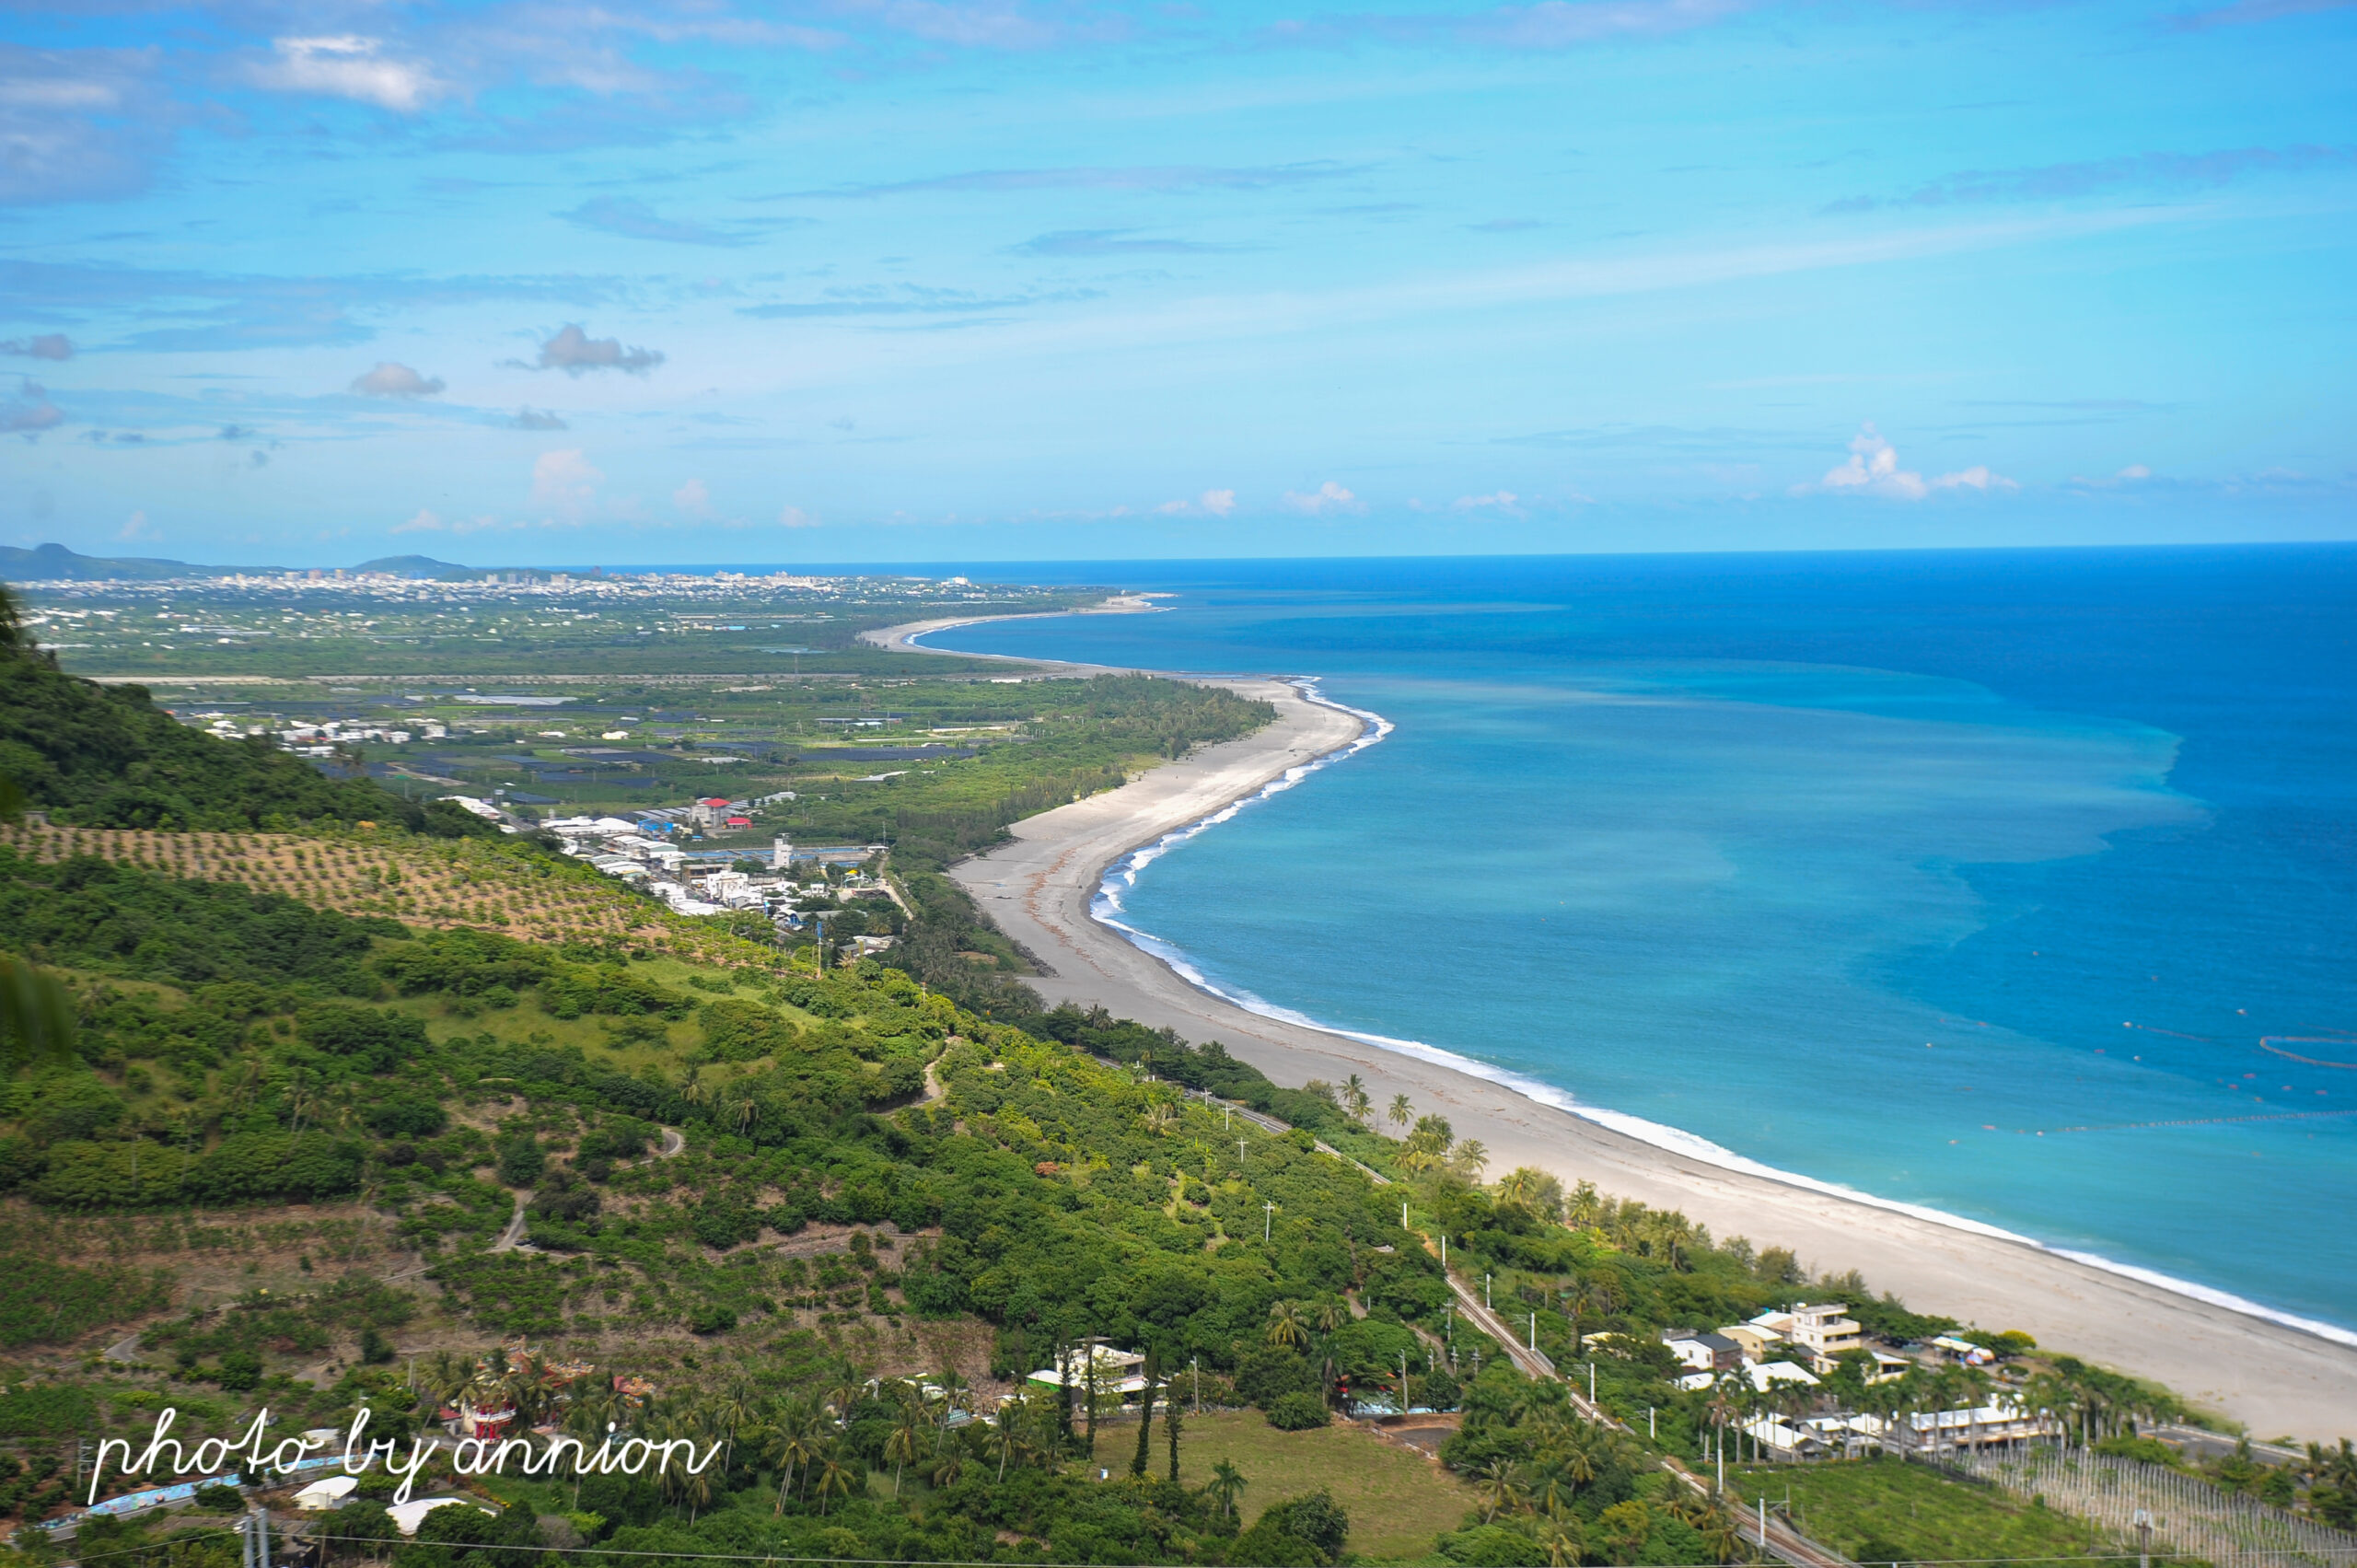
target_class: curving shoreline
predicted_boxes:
[868,611,2357,1440]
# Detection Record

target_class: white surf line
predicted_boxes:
[901,615,2357,1353]
[1091,678,1393,907]
[1083,688,2357,1353]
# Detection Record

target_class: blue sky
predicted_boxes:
[1,0,2351,566]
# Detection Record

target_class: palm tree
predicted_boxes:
[1266,1299,1308,1350]
[993,1395,1034,1481]
[1477,1458,1528,1524]
[1387,1093,1413,1132]
[1449,1138,1490,1181]
[1535,1514,1585,1566]
[1142,1102,1178,1136]
[884,1397,926,1495]
[813,1452,853,1516]
[1207,1458,1248,1521]
[1342,1074,1371,1124]
[770,1403,821,1513]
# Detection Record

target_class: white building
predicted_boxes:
[1026,1342,1151,1404]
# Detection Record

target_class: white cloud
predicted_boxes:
[1800,423,2015,500]
[118,509,152,541]
[778,505,817,528]
[1283,480,1364,516]
[673,477,711,516]
[252,37,440,112]
[350,361,445,399]
[510,407,567,431]
[1454,490,1525,515]
[1157,488,1239,517]
[530,448,602,520]
[2117,463,2153,481]
[393,508,443,534]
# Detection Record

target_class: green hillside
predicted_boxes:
[0,602,485,837]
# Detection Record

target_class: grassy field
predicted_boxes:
[1162,1411,1475,1562]
[1732,1457,2174,1568]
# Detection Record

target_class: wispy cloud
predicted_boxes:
[0,258,621,354]
[1454,490,1526,515]
[2170,0,2354,28]
[1010,229,1243,257]
[1270,0,1747,50]
[1283,480,1364,516]
[755,162,1362,200]
[563,197,748,248]
[509,407,569,431]
[738,285,1101,319]
[247,36,442,112]
[0,46,170,205]
[1,333,74,361]
[1825,145,2354,212]
[1792,423,2016,500]
[1156,488,1238,517]
[529,448,602,518]
[4,378,61,436]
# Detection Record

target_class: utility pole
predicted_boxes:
[1237,1139,1247,1164]
[1528,1312,1537,1351]
[1263,1202,1274,1240]
[1649,1406,1656,1439]
[2134,1509,2153,1568]
[1588,1362,1596,1405]
[1192,1357,1200,1415]
[1485,1272,1492,1308]
[1758,1496,1767,1550]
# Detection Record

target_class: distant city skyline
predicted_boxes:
[2,0,2351,565]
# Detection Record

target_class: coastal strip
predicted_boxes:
[868,610,2357,1440]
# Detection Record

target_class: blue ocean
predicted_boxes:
[918,548,2357,1336]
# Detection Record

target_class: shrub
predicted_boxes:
[1263,1392,1329,1431]
[1437,1525,1549,1566]
[214,1349,262,1392]
[1268,1492,1349,1559]
[1236,1346,1318,1408]
[494,1134,544,1187]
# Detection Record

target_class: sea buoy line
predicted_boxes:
[2259,1037,2357,1069]
[1996,1109,2357,1135]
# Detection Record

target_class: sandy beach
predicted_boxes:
[869,615,2357,1441]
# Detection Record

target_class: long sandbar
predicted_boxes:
[870,615,2357,1440]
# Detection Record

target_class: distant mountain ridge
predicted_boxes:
[0,541,228,581]
[349,554,488,580]
[0,541,491,582]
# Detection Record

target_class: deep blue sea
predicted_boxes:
[918,548,2357,1336]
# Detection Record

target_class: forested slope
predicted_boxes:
[0,607,484,836]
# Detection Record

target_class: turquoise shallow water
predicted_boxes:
[920,549,2357,1334]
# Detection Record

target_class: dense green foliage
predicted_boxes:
[0,630,485,836]
[0,848,398,991]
